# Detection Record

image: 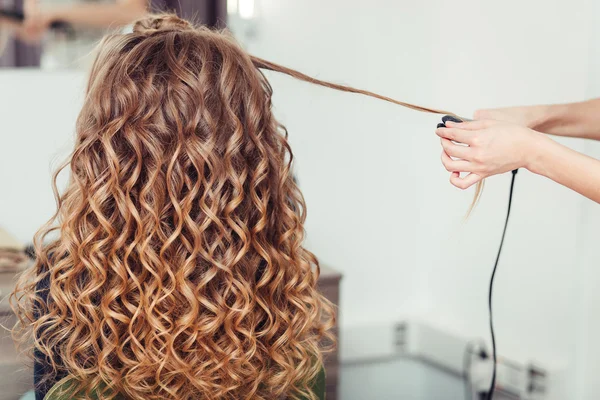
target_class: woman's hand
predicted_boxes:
[19,0,52,43]
[435,119,541,189]
[473,107,542,128]
[19,15,51,43]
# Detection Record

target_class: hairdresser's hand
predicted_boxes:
[20,0,52,43]
[435,119,540,189]
[474,106,549,131]
[21,14,52,43]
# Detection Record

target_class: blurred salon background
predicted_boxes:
[2,1,600,399]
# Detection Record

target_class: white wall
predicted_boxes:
[575,0,600,398]
[0,70,85,244]
[0,1,597,398]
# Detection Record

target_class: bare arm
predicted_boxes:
[436,119,600,204]
[475,99,600,140]
[527,132,600,202]
[24,0,148,32]
[45,0,148,28]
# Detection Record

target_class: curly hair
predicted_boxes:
[12,14,336,400]
[10,13,468,400]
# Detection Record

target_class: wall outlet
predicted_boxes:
[340,318,554,399]
[394,321,409,353]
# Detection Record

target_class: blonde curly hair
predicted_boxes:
[12,14,335,400]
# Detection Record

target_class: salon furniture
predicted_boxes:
[317,265,342,400]
[0,271,33,400]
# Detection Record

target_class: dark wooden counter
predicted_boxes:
[317,265,342,400]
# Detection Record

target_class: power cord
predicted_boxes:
[438,115,518,400]
[486,168,518,400]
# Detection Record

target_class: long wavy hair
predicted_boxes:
[10,13,468,400]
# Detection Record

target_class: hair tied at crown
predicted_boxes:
[133,14,194,35]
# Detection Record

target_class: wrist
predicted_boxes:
[531,103,569,133]
[523,129,554,175]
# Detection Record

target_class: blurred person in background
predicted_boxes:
[20,0,149,68]
[3,0,221,68]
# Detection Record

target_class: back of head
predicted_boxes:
[13,14,334,400]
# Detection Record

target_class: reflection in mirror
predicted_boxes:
[0,0,227,69]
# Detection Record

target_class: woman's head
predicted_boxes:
[13,14,334,400]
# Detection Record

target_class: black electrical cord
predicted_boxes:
[486,169,518,400]
[438,115,518,400]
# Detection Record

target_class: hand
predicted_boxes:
[21,14,52,43]
[18,0,52,43]
[435,119,540,189]
[473,106,546,130]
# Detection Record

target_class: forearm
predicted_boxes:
[45,1,147,28]
[531,99,600,140]
[527,132,600,203]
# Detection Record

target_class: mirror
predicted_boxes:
[0,0,227,69]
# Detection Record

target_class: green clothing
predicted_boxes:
[44,366,326,400]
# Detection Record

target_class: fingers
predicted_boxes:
[441,150,473,172]
[435,127,475,145]
[449,171,482,190]
[440,138,472,160]
[437,117,488,190]
[444,119,497,130]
